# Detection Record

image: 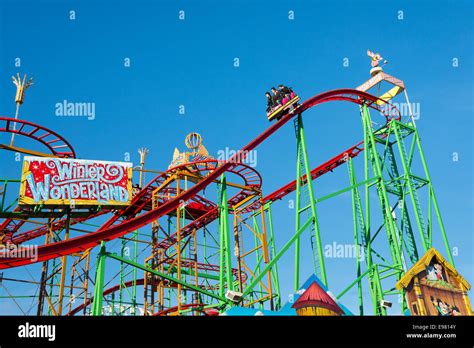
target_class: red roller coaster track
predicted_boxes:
[0,89,398,269]
[0,116,77,241]
[0,117,76,158]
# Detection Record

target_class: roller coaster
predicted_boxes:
[0,58,461,316]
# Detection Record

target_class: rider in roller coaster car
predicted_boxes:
[270,87,282,106]
[278,84,295,104]
[266,84,298,121]
[265,92,274,112]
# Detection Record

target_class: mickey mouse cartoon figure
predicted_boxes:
[367,50,384,68]
[367,50,389,76]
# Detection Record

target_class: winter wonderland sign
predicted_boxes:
[19,156,133,207]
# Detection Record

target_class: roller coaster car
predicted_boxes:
[267,94,300,121]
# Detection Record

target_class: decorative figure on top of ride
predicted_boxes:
[10,74,34,146]
[367,50,388,76]
[168,132,214,169]
[12,73,33,105]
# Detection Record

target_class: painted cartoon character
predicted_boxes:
[427,265,438,281]
[433,263,445,281]
[437,299,451,316]
[438,299,455,316]
[451,306,461,316]
[367,50,383,68]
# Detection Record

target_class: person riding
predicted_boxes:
[266,85,298,118]
[271,87,282,106]
[278,84,291,97]
[279,84,295,104]
[265,92,274,112]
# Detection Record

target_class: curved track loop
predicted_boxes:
[0,89,397,269]
[241,141,365,213]
[7,210,109,245]
[0,117,76,158]
[0,217,27,237]
[67,257,246,316]
[6,192,215,245]
[95,160,261,231]
[0,116,77,238]
[67,279,146,316]
[152,303,208,316]
[4,160,260,246]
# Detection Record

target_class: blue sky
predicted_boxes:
[0,0,472,315]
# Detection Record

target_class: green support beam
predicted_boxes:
[294,114,327,289]
[106,251,228,303]
[92,242,106,316]
[241,216,313,298]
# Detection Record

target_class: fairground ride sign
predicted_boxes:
[19,156,133,207]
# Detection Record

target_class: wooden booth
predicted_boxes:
[396,248,472,316]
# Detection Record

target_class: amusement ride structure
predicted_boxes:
[0,52,466,316]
